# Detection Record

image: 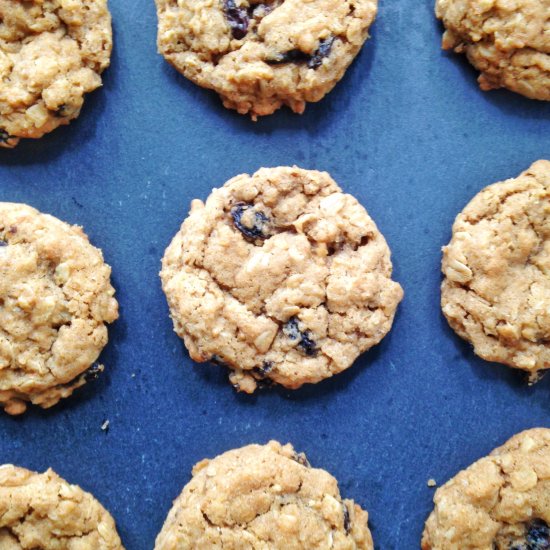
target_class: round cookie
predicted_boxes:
[155,441,374,549]
[422,428,550,549]
[441,160,550,381]
[0,203,118,415]
[435,0,550,101]
[0,0,112,148]
[160,166,403,393]
[0,464,124,549]
[155,0,378,119]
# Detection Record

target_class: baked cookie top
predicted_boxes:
[0,465,124,549]
[154,440,373,550]
[155,0,377,119]
[441,160,550,379]
[0,0,112,148]
[0,203,118,415]
[161,166,403,393]
[435,0,550,101]
[422,428,550,550]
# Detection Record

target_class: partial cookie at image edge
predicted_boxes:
[0,464,125,549]
[0,202,119,415]
[422,428,550,550]
[0,0,113,148]
[154,440,374,550]
[441,160,550,379]
[155,0,378,119]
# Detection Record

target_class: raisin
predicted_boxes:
[54,363,104,390]
[506,520,550,550]
[54,104,76,118]
[231,203,270,240]
[527,519,550,549]
[54,104,68,117]
[292,451,311,468]
[266,36,336,70]
[84,363,104,382]
[223,0,249,39]
[253,361,273,378]
[308,36,336,69]
[210,355,228,367]
[283,317,317,356]
[266,49,311,65]
[0,129,17,147]
[343,504,351,534]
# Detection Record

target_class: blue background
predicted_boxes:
[1,1,549,548]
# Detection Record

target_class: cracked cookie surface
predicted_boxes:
[0,0,112,148]
[422,428,550,550]
[435,0,550,101]
[441,160,550,379]
[0,203,118,415]
[0,465,124,549]
[155,0,377,119]
[155,440,374,550]
[160,166,403,393]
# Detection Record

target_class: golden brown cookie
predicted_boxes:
[435,0,550,101]
[0,0,112,148]
[155,441,374,550]
[441,160,550,380]
[422,428,550,550]
[160,166,403,393]
[0,203,118,415]
[155,0,378,119]
[0,465,124,549]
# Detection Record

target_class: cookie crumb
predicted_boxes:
[101,420,110,433]
[427,478,437,487]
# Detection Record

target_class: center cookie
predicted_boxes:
[155,0,378,119]
[422,428,550,550]
[0,203,118,415]
[154,441,374,549]
[441,160,550,380]
[0,465,124,549]
[161,167,403,393]
[0,0,113,148]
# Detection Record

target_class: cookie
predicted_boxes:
[155,441,373,549]
[422,428,550,550]
[155,0,377,119]
[0,203,118,415]
[441,160,550,380]
[0,464,124,549]
[160,166,403,393]
[435,0,550,101]
[0,0,112,148]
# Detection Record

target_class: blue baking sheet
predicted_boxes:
[1,1,549,548]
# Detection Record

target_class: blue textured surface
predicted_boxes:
[0,1,549,548]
